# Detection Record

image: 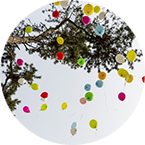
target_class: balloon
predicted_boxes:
[41,104,48,111]
[83,4,94,16]
[40,92,48,101]
[125,74,134,83]
[98,72,106,80]
[57,37,64,45]
[115,54,125,64]
[84,84,91,91]
[89,119,98,129]
[18,78,26,85]
[23,106,30,113]
[95,25,105,36]
[118,68,129,78]
[78,58,85,66]
[25,26,33,33]
[60,0,70,8]
[71,122,77,128]
[85,92,93,101]
[118,92,126,101]
[80,97,87,105]
[56,52,65,60]
[54,1,60,6]
[52,11,59,18]
[127,50,136,62]
[94,6,100,13]
[31,83,39,91]
[99,12,105,20]
[82,16,90,25]
[95,80,103,88]
[61,102,67,110]
[17,59,24,66]
[70,127,77,136]
[142,76,145,83]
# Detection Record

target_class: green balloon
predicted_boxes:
[89,119,98,129]
[78,58,85,66]
[31,83,39,91]
[25,26,33,33]
[85,92,93,101]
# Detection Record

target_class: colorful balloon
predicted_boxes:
[82,16,90,25]
[56,52,65,60]
[40,92,48,101]
[127,50,136,62]
[94,6,100,13]
[115,54,125,64]
[17,59,24,66]
[31,83,39,91]
[57,37,64,45]
[118,68,129,78]
[83,4,94,16]
[142,76,145,83]
[80,97,87,105]
[60,0,70,8]
[23,106,30,113]
[125,74,134,83]
[99,11,105,20]
[54,1,60,6]
[95,25,105,36]
[41,104,48,111]
[18,78,26,85]
[89,119,98,129]
[118,92,126,101]
[71,122,77,128]
[61,102,67,110]
[84,84,91,91]
[70,127,77,136]
[25,26,33,33]
[95,80,103,88]
[78,58,85,66]
[85,92,93,101]
[98,72,106,80]
[52,11,59,18]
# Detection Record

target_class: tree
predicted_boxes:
[1,0,143,111]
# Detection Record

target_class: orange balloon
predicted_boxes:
[98,72,106,80]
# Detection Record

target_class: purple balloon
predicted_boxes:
[17,59,24,66]
[82,16,90,25]
[118,92,126,101]
[23,106,30,113]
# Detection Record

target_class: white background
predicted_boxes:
[0,0,145,145]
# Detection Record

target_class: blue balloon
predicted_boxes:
[95,25,105,36]
[84,84,91,91]
[71,122,77,128]
[95,80,103,88]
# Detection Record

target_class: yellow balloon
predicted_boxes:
[83,4,94,16]
[94,6,100,13]
[98,72,106,80]
[25,26,33,33]
[30,83,39,90]
[125,74,134,83]
[61,102,67,110]
[57,37,64,45]
[118,68,129,78]
[41,104,48,111]
[54,1,60,6]
[127,50,136,62]
[89,119,98,129]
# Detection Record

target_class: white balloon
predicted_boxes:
[60,0,70,8]
[70,127,77,136]
[115,54,125,64]
[99,12,105,20]
[18,78,26,85]
[41,98,47,101]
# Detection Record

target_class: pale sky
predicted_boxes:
[0,1,145,145]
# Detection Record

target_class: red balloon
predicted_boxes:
[118,92,126,101]
[41,92,48,98]
[52,11,59,18]
[80,97,87,104]
[56,52,64,60]
[142,76,145,83]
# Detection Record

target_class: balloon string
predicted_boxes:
[47,110,62,119]
[103,83,108,112]
[63,131,70,144]
[95,129,97,140]
[80,103,88,120]
[113,103,122,111]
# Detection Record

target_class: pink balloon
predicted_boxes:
[17,59,24,66]
[80,97,87,104]
[118,92,126,101]
[82,16,90,25]
[23,106,30,113]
